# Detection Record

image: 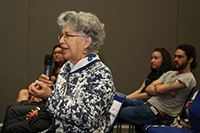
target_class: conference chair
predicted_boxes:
[108,94,126,133]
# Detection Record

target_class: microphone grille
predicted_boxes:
[44,54,53,65]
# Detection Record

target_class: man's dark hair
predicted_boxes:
[176,44,198,69]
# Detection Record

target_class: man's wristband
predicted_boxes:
[36,107,40,111]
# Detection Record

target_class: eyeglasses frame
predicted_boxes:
[58,33,82,41]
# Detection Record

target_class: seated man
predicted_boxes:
[117,44,197,129]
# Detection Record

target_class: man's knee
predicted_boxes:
[4,124,17,133]
[17,89,29,102]
[7,106,18,117]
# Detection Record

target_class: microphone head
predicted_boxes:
[44,54,53,65]
[44,54,53,77]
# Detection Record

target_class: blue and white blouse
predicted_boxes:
[44,53,116,133]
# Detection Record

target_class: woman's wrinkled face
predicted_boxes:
[59,26,88,64]
[53,47,65,63]
[151,51,163,70]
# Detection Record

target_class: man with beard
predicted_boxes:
[117,44,197,130]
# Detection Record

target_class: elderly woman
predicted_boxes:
[3,11,115,133]
[29,11,116,132]
[31,11,115,132]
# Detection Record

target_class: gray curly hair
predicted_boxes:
[57,11,105,53]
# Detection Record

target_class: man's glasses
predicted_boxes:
[58,33,82,41]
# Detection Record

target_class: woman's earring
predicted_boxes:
[84,51,86,54]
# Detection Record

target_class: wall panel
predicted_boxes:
[1,0,200,123]
[104,0,178,94]
[0,0,29,122]
[178,1,200,90]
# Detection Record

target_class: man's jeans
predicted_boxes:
[117,96,161,126]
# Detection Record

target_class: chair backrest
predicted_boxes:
[107,94,126,133]
[181,87,195,119]
[188,89,200,133]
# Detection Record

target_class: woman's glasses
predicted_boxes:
[58,33,81,41]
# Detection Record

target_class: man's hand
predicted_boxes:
[26,109,38,120]
[29,96,42,103]
[164,90,179,97]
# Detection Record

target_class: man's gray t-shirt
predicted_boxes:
[148,70,196,117]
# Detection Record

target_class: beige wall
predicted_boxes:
[0,0,200,122]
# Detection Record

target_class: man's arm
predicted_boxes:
[146,79,187,96]
[127,92,151,100]
[145,79,163,96]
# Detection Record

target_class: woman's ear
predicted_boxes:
[84,36,92,49]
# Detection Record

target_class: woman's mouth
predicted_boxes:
[62,48,68,50]
[62,48,68,53]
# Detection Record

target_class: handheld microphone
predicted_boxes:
[44,54,53,77]
[38,54,53,100]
